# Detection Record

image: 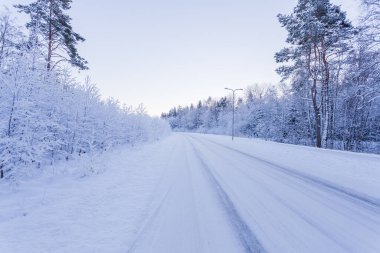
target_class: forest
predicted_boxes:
[162,0,380,154]
[0,1,170,180]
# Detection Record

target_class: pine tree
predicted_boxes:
[15,0,88,70]
[275,0,353,148]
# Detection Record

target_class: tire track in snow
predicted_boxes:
[126,141,180,253]
[189,137,357,252]
[187,139,266,253]
[182,141,207,252]
[126,187,172,253]
[192,135,380,212]
[190,135,380,223]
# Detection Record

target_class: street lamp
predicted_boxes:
[225,88,243,141]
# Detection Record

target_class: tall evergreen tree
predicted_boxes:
[275,0,353,148]
[15,0,88,70]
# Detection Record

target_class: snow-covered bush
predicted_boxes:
[0,11,170,181]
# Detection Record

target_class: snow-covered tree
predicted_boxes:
[162,1,379,154]
[275,0,353,148]
[15,0,88,70]
[0,8,170,180]
[0,10,23,67]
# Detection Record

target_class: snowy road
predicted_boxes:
[1,133,380,253]
[126,133,380,253]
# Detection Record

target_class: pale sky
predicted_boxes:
[2,0,360,116]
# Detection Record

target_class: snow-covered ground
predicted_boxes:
[1,133,380,253]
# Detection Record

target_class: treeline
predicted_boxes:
[163,0,380,154]
[0,2,170,180]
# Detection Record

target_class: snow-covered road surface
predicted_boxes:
[1,133,380,253]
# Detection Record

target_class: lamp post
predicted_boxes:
[225,88,243,140]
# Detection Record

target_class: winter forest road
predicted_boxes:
[126,133,380,253]
[2,133,380,253]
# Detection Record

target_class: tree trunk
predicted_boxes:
[47,0,53,70]
[311,79,322,148]
[321,40,330,149]
[321,108,328,148]
[0,19,9,67]
[7,93,16,137]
